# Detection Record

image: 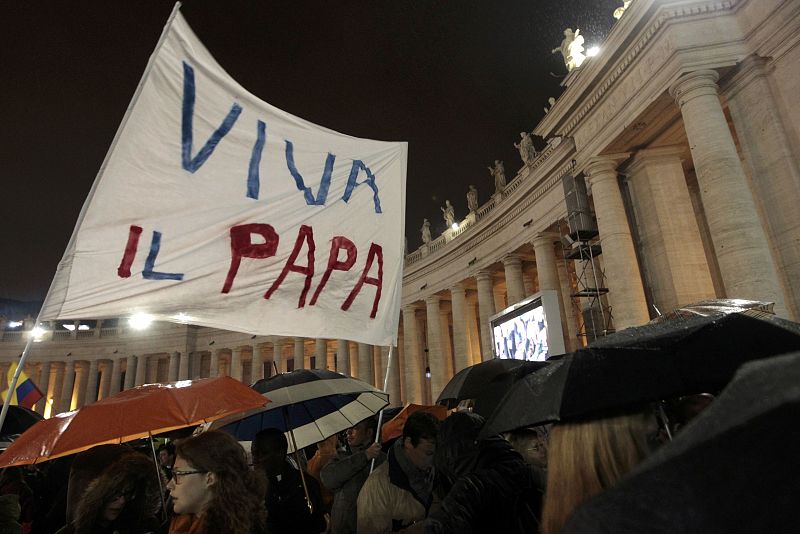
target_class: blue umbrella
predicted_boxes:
[213,369,389,452]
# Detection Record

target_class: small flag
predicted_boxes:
[1,362,44,409]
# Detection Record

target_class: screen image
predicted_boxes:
[492,301,549,361]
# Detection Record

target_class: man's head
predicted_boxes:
[402,412,440,472]
[157,443,175,468]
[346,417,377,449]
[251,428,288,477]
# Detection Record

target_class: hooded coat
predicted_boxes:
[55,445,163,534]
[422,413,542,534]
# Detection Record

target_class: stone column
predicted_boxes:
[273,338,285,374]
[357,343,373,384]
[556,258,581,352]
[51,362,65,415]
[585,155,650,329]
[231,348,243,382]
[336,339,351,375]
[74,364,88,409]
[84,359,99,405]
[425,295,446,401]
[98,361,112,401]
[626,147,715,310]
[670,69,786,315]
[134,354,147,386]
[178,351,189,380]
[449,284,471,374]
[60,360,76,412]
[725,55,800,318]
[294,338,305,371]
[523,273,536,297]
[401,306,423,404]
[168,351,180,383]
[466,296,482,366]
[109,357,122,396]
[209,350,220,378]
[502,255,526,305]
[533,232,573,354]
[146,356,159,384]
[315,339,327,370]
[252,344,264,382]
[124,357,136,390]
[475,270,496,361]
[35,362,51,415]
[439,309,455,383]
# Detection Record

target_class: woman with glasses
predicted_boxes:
[55,444,162,534]
[165,430,266,534]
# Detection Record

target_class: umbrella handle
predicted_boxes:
[370,346,393,474]
[149,434,168,521]
[283,407,314,514]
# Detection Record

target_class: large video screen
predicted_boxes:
[490,290,565,361]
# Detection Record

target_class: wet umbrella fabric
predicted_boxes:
[649,298,775,323]
[561,352,800,534]
[214,369,389,452]
[437,359,548,416]
[0,405,42,437]
[480,314,800,437]
[0,376,269,467]
[380,403,448,443]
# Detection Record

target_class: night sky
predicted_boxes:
[2,0,621,303]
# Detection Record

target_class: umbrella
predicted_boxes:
[649,298,775,323]
[380,403,448,443]
[561,352,800,534]
[479,313,800,437]
[436,359,548,416]
[0,405,43,437]
[0,376,269,468]
[212,369,389,452]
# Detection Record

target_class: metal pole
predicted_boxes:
[149,434,168,521]
[283,406,313,514]
[370,345,393,473]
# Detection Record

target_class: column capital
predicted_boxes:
[531,231,561,248]
[627,145,686,174]
[424,294,441,306]
[475,270,494,283]
[584,154,630,184]
[669,69,720,106]
[450,282,467,295]
[402,302,422,313]
[501,254,522,268]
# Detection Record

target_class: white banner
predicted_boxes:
[41,9,407,346]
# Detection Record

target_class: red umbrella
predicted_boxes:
[0,376,269,468]
[380,403,448,443]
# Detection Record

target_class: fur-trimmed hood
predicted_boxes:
[65,445,162,534]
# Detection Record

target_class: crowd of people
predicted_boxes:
[0,402,681,534]
[0,378,781,533]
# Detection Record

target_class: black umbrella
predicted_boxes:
[0,405,43,437]
[436,359,548,416]
[479,313,800,437]
[561,352,800,534]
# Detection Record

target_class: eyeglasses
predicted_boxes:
[172,469,207,484]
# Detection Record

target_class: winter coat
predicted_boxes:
[55,444,162,534]
[320,444,385,534]
[0,494,22,534]
[422,438,542,534]
[357,444,432,534]
[264,460,327,534]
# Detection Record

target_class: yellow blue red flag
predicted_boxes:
[1,362,43,409]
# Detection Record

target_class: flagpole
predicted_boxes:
[0,2,184,434]
[370,344,393,473]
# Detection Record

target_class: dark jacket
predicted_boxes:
[55,444,162,534]
[422,413,542,534]
[321,444,386,534]
[265,459,326,534]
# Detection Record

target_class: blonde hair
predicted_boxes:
[541,409,655,534]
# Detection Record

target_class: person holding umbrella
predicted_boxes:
[54,444,162,534]
[165,431,266,534]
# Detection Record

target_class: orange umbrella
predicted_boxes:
[380,403,448,443]
[0,376,269,468]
